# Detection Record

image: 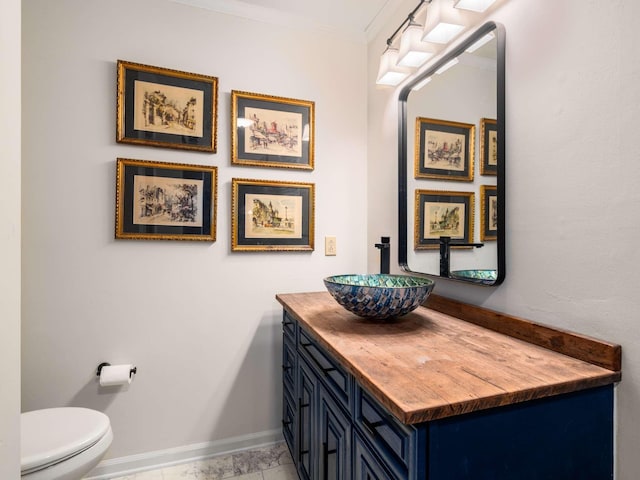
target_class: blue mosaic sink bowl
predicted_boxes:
[450,269,497,285]
[323,274,435,320]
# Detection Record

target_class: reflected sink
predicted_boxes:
[323,274,435,320]
[450,269,497,285]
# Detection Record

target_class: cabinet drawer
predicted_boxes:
[299,328,351,411]
[355,387,416,479]
[282,335,296,398]
[282,311,296,341]
[353,431,401,480]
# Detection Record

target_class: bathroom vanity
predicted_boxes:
[277,292,621,480]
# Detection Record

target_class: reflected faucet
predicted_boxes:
[439,236,484,278]
[375,236,391,274]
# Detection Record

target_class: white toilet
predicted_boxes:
[21,407,113,480]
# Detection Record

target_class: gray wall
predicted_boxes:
[0,0,21,477]
[368,1,640,478]
[21,0,368,459]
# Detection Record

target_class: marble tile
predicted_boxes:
[189,454,235,479]
[231,443,292,475]
[227,473,263,480]
[160,457,238,479]
[108,442,294,480]
[109,467,164,479]
[262,463,298,480]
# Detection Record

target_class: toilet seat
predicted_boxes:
[21,407,111,476]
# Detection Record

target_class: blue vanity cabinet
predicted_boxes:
[353,431,400,480]
[297,357,317,480]
[427,384,614,480]
[281,313,297,457]
[354,387,426,479]
[318,383,351,480]
[281,305,617,480]
[283,312,422,480]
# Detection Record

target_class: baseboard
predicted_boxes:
[84,429,284,479]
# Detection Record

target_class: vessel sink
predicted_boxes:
[323,274,435,320]
[450,269,497,285]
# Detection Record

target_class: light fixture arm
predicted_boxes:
[384,0,432,50]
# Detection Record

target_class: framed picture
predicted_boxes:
[231,178,315,251]
[414,189,475,250]
[116,60,218,152]
[231,90,314,170]
[115,158,217,241]
[480,185,498,241]
[415,117,475,181]
[480,118,498,175]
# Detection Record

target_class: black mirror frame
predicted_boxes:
[398,21,506,286]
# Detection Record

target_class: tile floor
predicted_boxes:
[110,442,298,480]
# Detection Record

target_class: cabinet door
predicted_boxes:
[353,431,401,480]
[282,389,296,456]
[297,357,317,480]
[318,385,351,480]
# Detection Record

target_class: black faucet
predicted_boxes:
[374,236,391,274]
[439,236,484,278]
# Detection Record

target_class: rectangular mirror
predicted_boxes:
[398,22,505,285]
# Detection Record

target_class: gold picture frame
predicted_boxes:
[480,185,498,241]
[231,90,314,170]
[231,178,315,251]
[480,118,498,176]
[414,189,475,250]
[115,158,217,241]
[116,60,218,152]
[415,117,475,182]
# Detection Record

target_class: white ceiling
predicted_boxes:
[169,0,404,42]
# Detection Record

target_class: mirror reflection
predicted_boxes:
[398,22,505,285]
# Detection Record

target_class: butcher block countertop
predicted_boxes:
[276,291,621,425]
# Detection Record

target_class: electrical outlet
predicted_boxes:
[325,236,337,256]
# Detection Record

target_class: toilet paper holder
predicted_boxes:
[96,362,137,378]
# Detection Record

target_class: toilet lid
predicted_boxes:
[21,407,111,473]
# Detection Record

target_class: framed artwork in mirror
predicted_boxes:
[480,185,498,241]
[231,91,315,170]
[116,60,218,152]
[115,158,217,241]
[415,117,475,182]
[414,189,475,250]
[480,118,498,175]
[231,178,315,251]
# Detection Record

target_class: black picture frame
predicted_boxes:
[115,158,217,241]
[231,178,315,251]
[231,90,314,170]
[117,60,218,152]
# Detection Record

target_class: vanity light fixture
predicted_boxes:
[376,45,411,86]
[422,22,465,44]
[375,0,430,86]
[454,0,497,12]
[421,0,473,45]
[376,0,504,87]
[397,17,436,68]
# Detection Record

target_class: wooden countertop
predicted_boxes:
[276,291,621,425]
